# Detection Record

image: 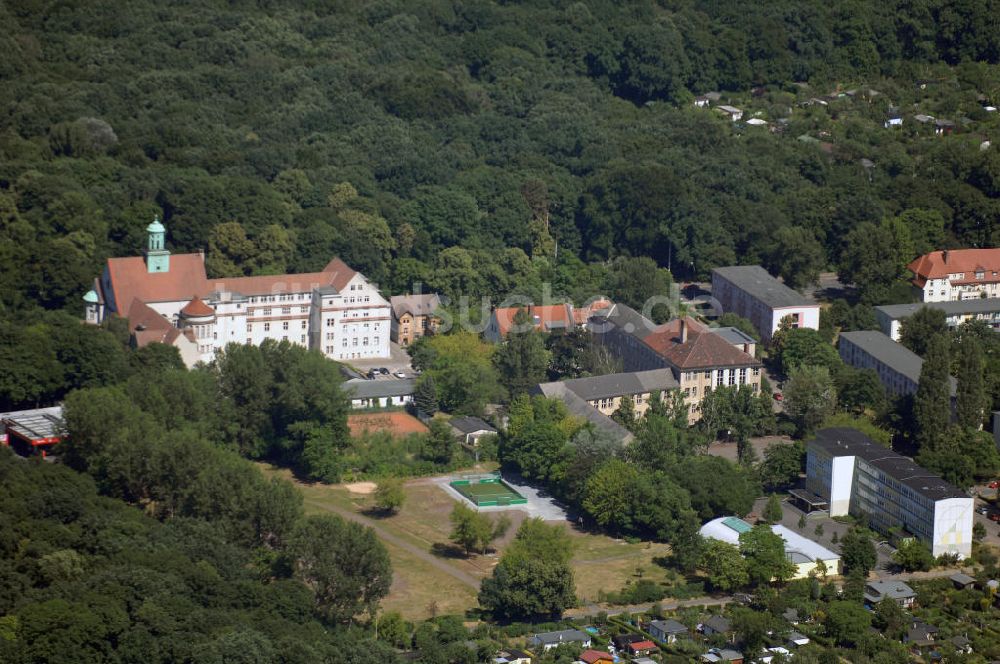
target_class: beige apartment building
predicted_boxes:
[390,293,442,346]
[589,305,762,423]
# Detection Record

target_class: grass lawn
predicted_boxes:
[257,463,676,619]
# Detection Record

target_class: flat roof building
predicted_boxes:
[874,298,1000,341]
[342,378,416,409]
[806,427,972,558]
[838,330,956,399]
[711,266,820,341]
[0,406,65,457]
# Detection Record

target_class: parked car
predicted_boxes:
[988,481,1000,489]
[393,371,407,378]
[366,370,378,380]
[990,513,1000,523]
[378,367,390,375]
[977,506,989,516]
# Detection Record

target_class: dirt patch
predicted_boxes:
[344,481,377,495]
[348,411,429,437]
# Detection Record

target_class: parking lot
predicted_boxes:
[349,342,416,377]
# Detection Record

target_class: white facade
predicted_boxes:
[311,277,392,362]
[920,275,1000,302]
[86,221,391,365]
[711,266,821,342]
[807,429,973,559]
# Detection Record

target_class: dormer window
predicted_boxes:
[976,271,985,279]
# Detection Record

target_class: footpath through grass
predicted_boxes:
[257,463,675,620]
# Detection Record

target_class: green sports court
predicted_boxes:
[450,474,527,507]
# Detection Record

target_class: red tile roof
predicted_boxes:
[579,650,613,664]
[643,316,757,369]
[628,640,657,651]
[105,254,209,317]
[127,299,195,348]
[106,253,359,316]
[180,296,214,317]
[493,303,574,337]
[908,249,1000,286]
[573,299,613,325]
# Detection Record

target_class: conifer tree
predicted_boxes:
[914,334,951,451]
[494,308,551,397]
[956,336,986,430]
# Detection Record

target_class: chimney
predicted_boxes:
[943,249,949,264]
[680,319,688,344]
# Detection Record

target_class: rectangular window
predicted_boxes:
[300,335,305,343]
[282,307,291,315]
[263,308,271,315]
[246,323,252,332]
[342,339,347,347]
[326,319,335,327]
[246,337,252,344]
[352,338,358,346]
[373,336,379,344]
[704,370,711,378]
[716,371,725,387]
[301,321,307,329]
[691,386,698,396]
[363,337,369,346]
[739,368,747,384]
[752,367,761,376]
[264,322,270,331]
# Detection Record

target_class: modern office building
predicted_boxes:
[711,265,820,341]
[874,298,1000,340]
[806,427,973,558]
[838,330,956,399]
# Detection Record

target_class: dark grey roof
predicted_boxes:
[703,615,731,632]
[950,572,976,586]
[558,369,678,402]
[712,265,813,308]
[651,619,688,634]
[342,378,417,399]
[839,330,957,396]
[590,303,658,339]
[532,382,633,443]
[527,629,590,646]
[864,579,916,602]
[390,293,442,319]
[708,326,757,345]
[811,428,967,501]
[449,416,495,434]
[875,298,1000,320]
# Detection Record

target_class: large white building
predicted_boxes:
[84,218,391,366]
[699,516,841,579]
[711,265,820,342]
[908,248,1000,302]
[806,427,973,558]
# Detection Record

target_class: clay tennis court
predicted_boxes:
[347,411,429,437]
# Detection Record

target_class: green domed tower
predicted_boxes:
[145,215,170,273]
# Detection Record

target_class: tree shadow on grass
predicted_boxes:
[431,542,471,559]
[361,507,396,519]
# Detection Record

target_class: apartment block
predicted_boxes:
[806,428,972,558]
[838,330,956,399]
[711,265,820,342]
[875,298,1000,341]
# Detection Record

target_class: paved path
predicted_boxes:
[303,498,483,590]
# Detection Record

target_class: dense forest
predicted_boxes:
[2,0,1000,318]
